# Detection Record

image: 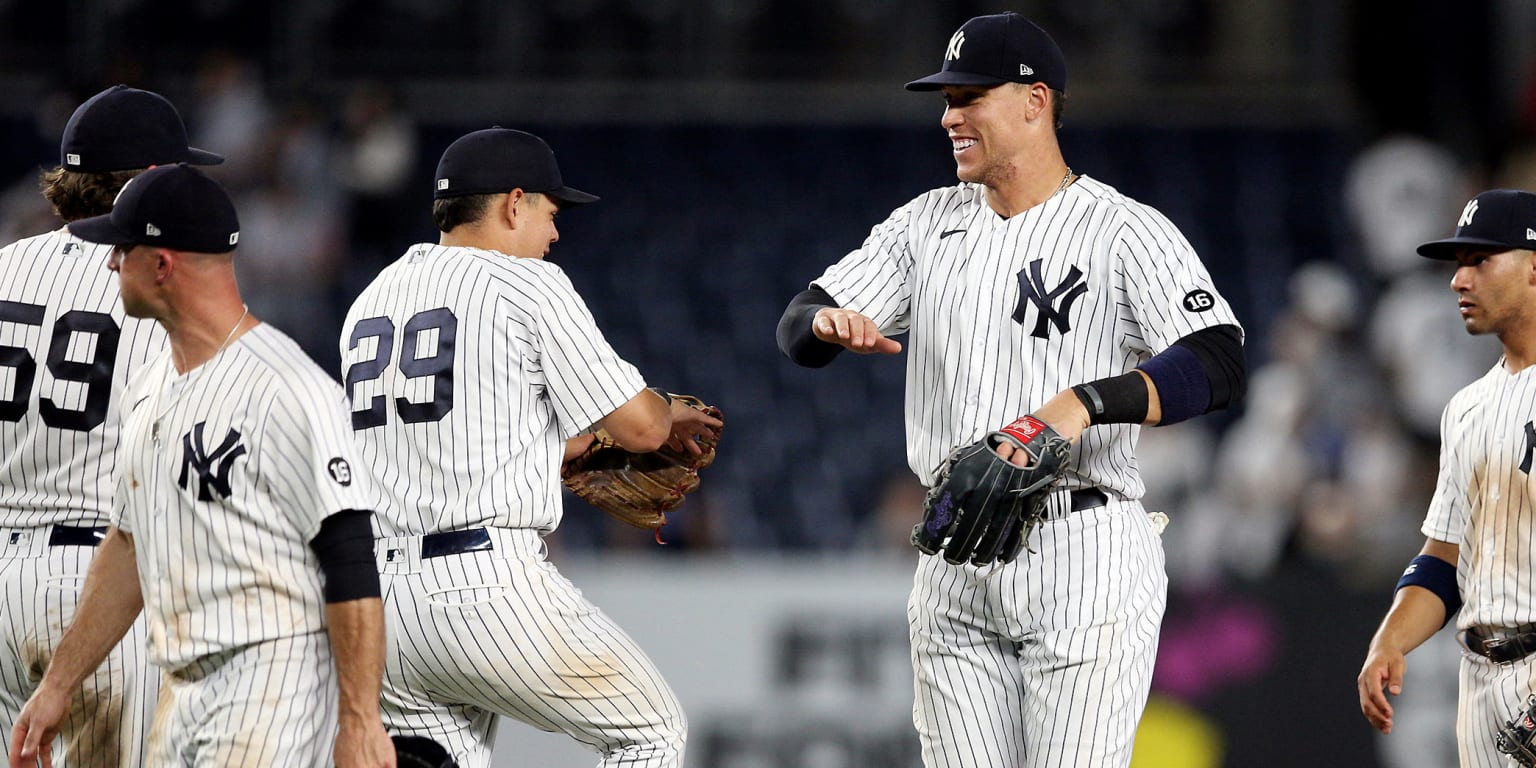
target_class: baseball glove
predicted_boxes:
[561,394,722,531]
[1498,694,1536,766]
[392,735,458,768]
[912,415,1070,566]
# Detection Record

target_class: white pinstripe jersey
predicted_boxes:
[1422,360,1536,630]
[0,228,165,526]
[814,175,1241,491]
[115,323,375,669]
[341,244,646,537]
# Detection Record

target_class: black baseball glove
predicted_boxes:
[393,735,459,768]
[1498,695,1536,766]
[912,415,1071,566]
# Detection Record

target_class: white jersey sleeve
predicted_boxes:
[1110,205,1241,354]
[529,262,647,438]
[259,372,377,539]
[811,197,919,335]
[1422,370,1490,543]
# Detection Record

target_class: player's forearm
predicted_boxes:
[325,597,387,722]
[1369,587,1449,658]
[40,528,144,695]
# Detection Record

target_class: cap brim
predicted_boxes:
[905,71,1010,91]
[185,147,225,166]
[547,186,599,206]
[1416,236,1519,260]
[68,214,137,246]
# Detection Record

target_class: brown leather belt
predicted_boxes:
[1464,624,1536,664]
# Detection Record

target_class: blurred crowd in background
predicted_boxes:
[7,1,1536,764]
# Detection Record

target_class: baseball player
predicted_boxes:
[1,85,220,768]
[776,13,1245,767]
[340,128,718,767]
[1359,189,1536,766]
[9,165,394,768]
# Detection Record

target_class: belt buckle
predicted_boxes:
[1484,635,1529,666]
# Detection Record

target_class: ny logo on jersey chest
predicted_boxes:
[1013,259,1089,339]
[1520,421,1536,476]
[178,421,248,501]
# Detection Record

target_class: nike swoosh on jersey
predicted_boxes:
[939,229,967,239]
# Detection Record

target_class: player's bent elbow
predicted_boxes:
[599,388,673,451]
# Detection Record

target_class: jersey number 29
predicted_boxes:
[345,307,457,430]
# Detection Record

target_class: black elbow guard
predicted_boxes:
[310,509,381,603]
[1175,324,1246,412]
[776,286,843,368]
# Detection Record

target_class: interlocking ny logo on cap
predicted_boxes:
[1459,199,1479,227]
[946,30,965,60]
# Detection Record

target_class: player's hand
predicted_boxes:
[10,684,70,768]
[812,308,902,355]
[1357,645,1406,734]
[334,717,396,768]
[665,397,723,455]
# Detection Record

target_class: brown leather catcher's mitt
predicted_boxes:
[561,395,723,530]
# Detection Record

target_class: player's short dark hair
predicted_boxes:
[39,167,142,223]
[432,191,551,233]
[432,193,495,232]
[1050,88,1067,130]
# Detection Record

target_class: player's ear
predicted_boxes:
[152,248,175,284]
[502,189,525,230]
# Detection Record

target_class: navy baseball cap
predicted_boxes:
[906,13,1066,92]
[433,128,597,205]
[1417,189,1536,260]
[69,164,240,254]
[60,85,223,173]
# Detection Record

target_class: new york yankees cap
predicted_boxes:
[60,85,224,173]
[1417,189,1536,259]
[433,128,598,205]
[69,164,240,254]
[905,13,1067,92]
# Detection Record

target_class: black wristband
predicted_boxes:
[648,387,674,406]
[1071,372,1150,425]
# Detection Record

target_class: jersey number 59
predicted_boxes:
[345,307,457,430]
[0,300,119,432]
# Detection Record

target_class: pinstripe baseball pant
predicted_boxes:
[908,497,1166,768]
[1457,646,1536,767]
[1,525,155,768]
[146,631,337,767]
[376,527,686,768]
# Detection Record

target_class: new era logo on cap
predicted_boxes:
[66,153,81,166]
[437,179,450,191]
[145,223,161,237]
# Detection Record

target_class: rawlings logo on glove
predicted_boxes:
[912,415,1070,566]
[562,394,723,533]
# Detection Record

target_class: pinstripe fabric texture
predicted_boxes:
[145,631,338,767]
[812,176,1240,767]
[1,228,163,767]
[342,245,645,537]
[344,244,684,767]
[1421,361,1536,762]
[116,323,376,670]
